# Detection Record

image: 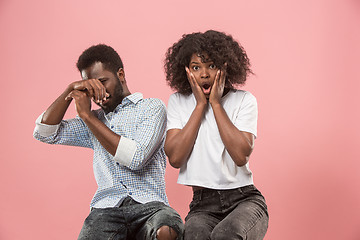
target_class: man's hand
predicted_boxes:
[65,90,92,119]
[69,79,108,104]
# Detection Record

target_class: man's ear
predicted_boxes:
[117,68,126,83]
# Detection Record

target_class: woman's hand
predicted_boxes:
[186,67,207,107]
[209,64,226,106]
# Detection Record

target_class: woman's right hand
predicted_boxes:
[185,67,207,107]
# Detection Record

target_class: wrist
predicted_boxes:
[210,101,222,109]
[195,102,207,110]
[79,110,93,122]
[209,98,221,106]
[66,83,76,92]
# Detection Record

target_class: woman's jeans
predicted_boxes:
[184,185,268,240]
[78,197,184,240]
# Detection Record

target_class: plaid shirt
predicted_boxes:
[33,93,168,208]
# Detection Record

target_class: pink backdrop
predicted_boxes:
[1,0,360,239]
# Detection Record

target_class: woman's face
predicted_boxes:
[188,53,218,98]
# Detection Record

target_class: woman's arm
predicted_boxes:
[209,69,255,167]
[165,67,207,168]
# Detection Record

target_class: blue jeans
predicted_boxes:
[78,197,184,240]
[184,185,268,240]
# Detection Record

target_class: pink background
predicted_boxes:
[1,0,360,239]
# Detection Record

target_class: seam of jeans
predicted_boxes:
[243,208,269,236]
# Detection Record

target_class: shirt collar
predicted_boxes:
[105,92,143,118]
[121,92,143,105]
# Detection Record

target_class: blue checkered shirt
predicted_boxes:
[33,93,168,208]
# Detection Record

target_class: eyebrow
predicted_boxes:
[190,61,214,64]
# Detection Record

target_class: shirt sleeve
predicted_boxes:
[33,112,94,149]
[114,99,167,170]
[166,93,183,130]
[234,92,258,138]
[113,136,137,167]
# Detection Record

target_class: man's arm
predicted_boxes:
[65,89,120,156]
[34,79,109,149]
[41,85,73,125]
[123,99,167,170]
[41,79,107,125]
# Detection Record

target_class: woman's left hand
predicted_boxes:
[209,64,226,106]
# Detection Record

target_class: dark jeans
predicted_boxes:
[184,185,268,240]
[78,197,184,240]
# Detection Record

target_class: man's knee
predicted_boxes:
[156,225,178,240]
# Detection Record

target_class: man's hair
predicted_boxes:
[76,44,124,74]
[164,30,253,95]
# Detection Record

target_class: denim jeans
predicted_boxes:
[184,185,268,240]
[78,197,184,240]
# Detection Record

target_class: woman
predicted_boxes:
[164,30,268,240]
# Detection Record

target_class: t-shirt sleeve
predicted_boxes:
[234,92,258,138]
[166,93,183,131]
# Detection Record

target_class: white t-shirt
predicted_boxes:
[167,90,258,189]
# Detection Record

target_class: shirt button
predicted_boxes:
[116,162,119,165]
[129,192,132,195]
[111,126,114,129]
[120,181,123,184]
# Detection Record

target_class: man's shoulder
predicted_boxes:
[139,97,166,110]
[93,108,104,113]
[92,108,105,118]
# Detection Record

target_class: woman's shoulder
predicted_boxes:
[226,89,256,102]
[169,92,194,103]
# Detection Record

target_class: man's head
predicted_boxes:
[77,44,130,113]
[77,44,123,75]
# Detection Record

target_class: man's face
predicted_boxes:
[81,61,124,113]
[188,53,218,98]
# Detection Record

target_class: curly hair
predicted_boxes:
[164,30,253,95]
[76,44,124,75]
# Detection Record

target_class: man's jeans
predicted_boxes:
[184,185,268,240]
[78,197,184,240]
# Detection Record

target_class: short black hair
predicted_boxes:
[76,44,124,74]
[164,30,252,95]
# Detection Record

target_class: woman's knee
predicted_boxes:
[210,228,243,240]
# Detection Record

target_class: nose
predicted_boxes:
[200,68,210,79]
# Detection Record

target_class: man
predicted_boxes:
[33,44,183,240]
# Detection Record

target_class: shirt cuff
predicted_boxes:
[34,112,60,137]
[114,136,137,167]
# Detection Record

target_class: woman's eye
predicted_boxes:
[209,64,216,69]
[192,66,199,71]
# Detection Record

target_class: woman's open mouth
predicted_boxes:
[202,83,212,95]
